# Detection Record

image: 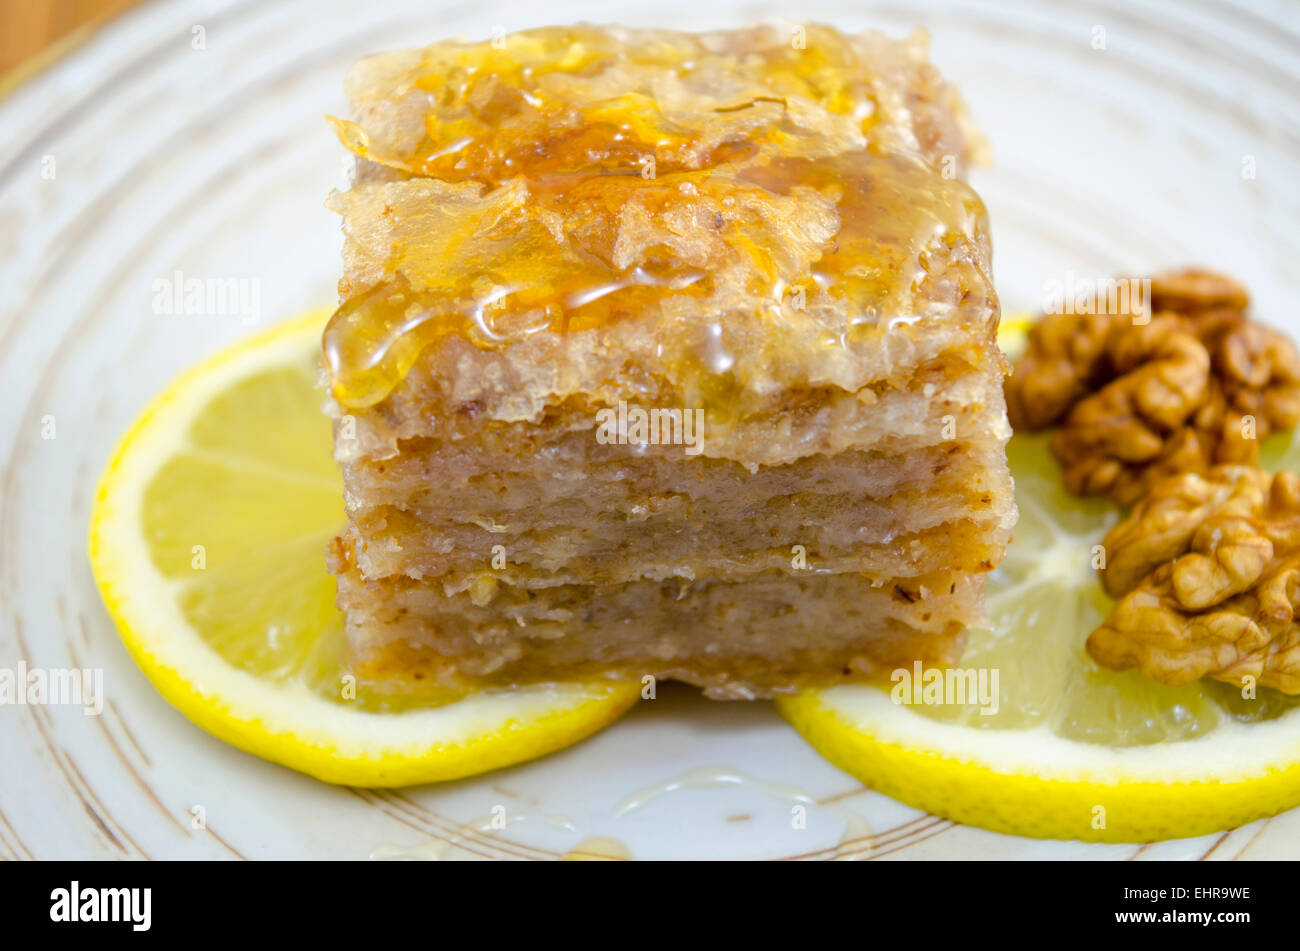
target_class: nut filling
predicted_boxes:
[1089,466,1300,693]
[1007,270,1300,505]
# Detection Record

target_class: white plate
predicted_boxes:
[2,0,1299,860]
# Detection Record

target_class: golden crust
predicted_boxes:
[322,24,1000,411]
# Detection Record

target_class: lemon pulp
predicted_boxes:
[89,311,638,786]
[912,432,1300,742]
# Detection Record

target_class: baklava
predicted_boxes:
[323,24,1015,699]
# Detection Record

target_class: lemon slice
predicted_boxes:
[89,311,638,787]
[777,327,1300,842]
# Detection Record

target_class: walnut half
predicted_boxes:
[1087,466,1300,693]
[1006,270,1300,504]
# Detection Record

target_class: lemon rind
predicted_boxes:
[777,688,1300,842]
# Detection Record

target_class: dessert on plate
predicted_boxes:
[322,24,1016,699]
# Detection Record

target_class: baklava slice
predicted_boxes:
[323,24,1016,699]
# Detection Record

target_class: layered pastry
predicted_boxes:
[322,24,1016,699]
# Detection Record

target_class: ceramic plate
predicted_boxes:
[3,0,1299,860]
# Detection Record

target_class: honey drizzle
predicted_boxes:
[324,26,993,410]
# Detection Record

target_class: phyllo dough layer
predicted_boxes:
[323,24,1015,698]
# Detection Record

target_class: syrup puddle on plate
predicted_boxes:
[371,766,873,861]
[561,837,633,861]
[615,766,874,860]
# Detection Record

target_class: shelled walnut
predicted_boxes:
[1087,466,1300,693]
[1007,270,1300,504]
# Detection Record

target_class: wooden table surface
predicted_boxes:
[1,0,146,78]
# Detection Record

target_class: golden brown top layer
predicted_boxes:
[325,24,995,409]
